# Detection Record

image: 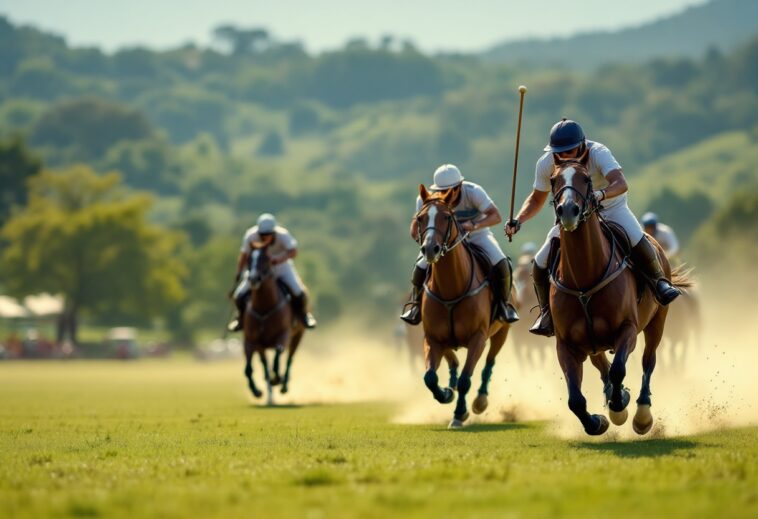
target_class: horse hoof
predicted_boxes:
[472,394,488,415]
[440,387,455,404]
[448,418,465,429]
[586,415,609,436]
[280,385,289,395]
[609,407,629,426]
[454,411,470,423]
[633,405,654,435]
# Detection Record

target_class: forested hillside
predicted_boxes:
[0,8,755,340]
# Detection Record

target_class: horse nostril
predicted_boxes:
[433,244,441,255]
[556,205,564,217]
[421,245,427,256]
[572,204,580,217]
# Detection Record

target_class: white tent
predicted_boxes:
[24,294,64,317]
[0,296,30,318]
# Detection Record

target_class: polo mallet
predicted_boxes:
[507,85,527,242]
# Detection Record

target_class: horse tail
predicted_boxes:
[671,264,695,291]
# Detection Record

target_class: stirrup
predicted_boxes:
[227,319,242,332]
[400,303,421,325]
[654,279,680,306]
[497,302,520,324]
[529,309,554,337]
[302,313,317,329]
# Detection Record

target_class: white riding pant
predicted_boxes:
[416,230,507,270]
[534,201,645,269]
[233,260,306,298]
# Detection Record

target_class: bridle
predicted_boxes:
[550,161,600,226]
[415,200,470,258]
[249,249,274,289]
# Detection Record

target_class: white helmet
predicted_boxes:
[430,164,464,191]
[256,213,277,234]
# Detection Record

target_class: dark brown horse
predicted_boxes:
[548,159,690,435]
[243,243,305,404]
[416,185,511,428]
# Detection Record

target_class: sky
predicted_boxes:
[0,0,708,54]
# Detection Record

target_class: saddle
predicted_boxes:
[547,221,644,303]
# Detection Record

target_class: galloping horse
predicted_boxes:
[548,158,690,435]
[242,243,305,404]
[416,185,511,428]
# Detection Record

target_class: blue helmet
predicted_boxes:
[641,212,658,226]
[544,118,585,153]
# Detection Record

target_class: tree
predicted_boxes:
[32,98,153,159]
[0,135,42,228]
[0,166,186,344]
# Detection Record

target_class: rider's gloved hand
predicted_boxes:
[504,219,521,238]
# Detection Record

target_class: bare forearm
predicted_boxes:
[515,191,548,224]
[600,169,628,199]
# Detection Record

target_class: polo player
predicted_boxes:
[505,119,680,337]
[228,213,317,331]
[401,164,519,325]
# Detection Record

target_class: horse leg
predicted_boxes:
[444,349,459,389]
[281,329,304,394]
[423,339,454,405]
[270,350,283,386]
[634,308,666,435]
[607,322,636,426]
[244,342,262,398]
[473,327,508,414]
[450,331,487,429]
[557,342,609,435]
[590,352,612,409]
[258,350,274,406]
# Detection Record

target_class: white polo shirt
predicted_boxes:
[533,140,625,209]
[240,225,297,256]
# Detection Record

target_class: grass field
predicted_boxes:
[1,358,756,519]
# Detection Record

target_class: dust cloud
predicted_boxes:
[249,278,758,439]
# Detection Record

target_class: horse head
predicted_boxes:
[249,241,274,290]
[550,154,597,233]
[416,184,460,264]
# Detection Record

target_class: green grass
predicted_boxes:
[1,360,756,518]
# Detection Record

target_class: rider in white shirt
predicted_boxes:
[228,213,316,331]
[505,119,680,337]
[641,212,680,260]
[400,164,519,325]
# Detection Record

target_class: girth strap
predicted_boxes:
[549,223,629,353]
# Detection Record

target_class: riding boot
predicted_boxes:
[227,292,248,332]
[492,259,520,323]
[631,236,680,306]
[529,261,554,337]
[400,265,427,325]
[291,292,317,329]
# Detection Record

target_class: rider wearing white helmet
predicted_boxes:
[505,119,680,337]
[228,213,316,331]
[641,212,680,260]
[400,164,519,325]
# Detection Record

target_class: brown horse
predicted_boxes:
[548,159,690,435]
[242,243,305,404]
[416,185,511,428]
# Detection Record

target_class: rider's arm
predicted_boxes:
[595,169,628,201]
[463,205,501,232]
[272,248,297,266]
[505,189,549,237]
[235,252,249,280]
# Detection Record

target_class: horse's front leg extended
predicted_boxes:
[423,339,454,404]
[557,343,609,436]
[244,342,262,398]
[608,322,636,425]
[450,331,487,428]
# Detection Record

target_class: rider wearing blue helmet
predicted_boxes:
[641,212,680,260]
[505,119,680,337]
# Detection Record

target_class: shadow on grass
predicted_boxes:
[573,438,701,458]
[249,403,316,410]
[434,423,534,433]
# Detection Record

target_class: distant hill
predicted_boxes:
[482,0,757,68]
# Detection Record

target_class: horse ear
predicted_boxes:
[552,153,562,166]
[419,184,429,202]
[578,146,590,166]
